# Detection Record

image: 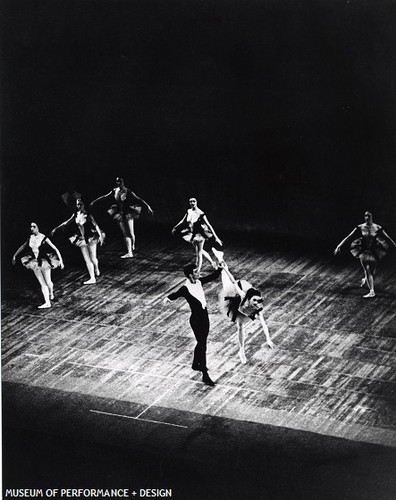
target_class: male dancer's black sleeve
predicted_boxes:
[200,268,221,285]
[167,287,188,301]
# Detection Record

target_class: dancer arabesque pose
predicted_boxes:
[219,262,274,363]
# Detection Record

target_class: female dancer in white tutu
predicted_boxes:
[219,262,274,363]
[172,197,223,274]
[51,198,104,284]
[12,222,65,308]
[90,177,154,258]
[334,211,396,298]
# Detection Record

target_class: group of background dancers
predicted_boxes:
[11,177,396,385]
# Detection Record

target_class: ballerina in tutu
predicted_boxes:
[90,177,154,258]
[12,222,65,308]
[51,198,105,284]
[172,197,223,274]
[219,261,274,364]
[334,211,396,298]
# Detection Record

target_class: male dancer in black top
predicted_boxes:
[164,263,222,386]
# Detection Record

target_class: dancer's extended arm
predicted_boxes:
[201,215,222,245]
[258,312,274,349]
[50,214,74,237]
[334,227,360,255]
[12,242,28,264]
[45,238,65,269]
[129,190,154,215]
[172,213,188,235]
[382,229,396,249]
[90,215,105,245]
[89,191,113,207]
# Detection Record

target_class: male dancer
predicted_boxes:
[164,263,222,386]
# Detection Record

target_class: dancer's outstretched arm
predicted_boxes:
[382,229,396,249]
[258,312,274,349]
[90,215,105,245]
[201,215,222,245]
[129,190,154,215]
[89,191,113,207]
[172,213,188,235]
[45,238,65,269]
[12,242,28,264]
[334,227,359,255]
[50,214,74,237]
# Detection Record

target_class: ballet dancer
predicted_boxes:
[12,222,65,308]
[334,210,396,298]
[219,262,274,364]
[90,177,154,258]
[51,198,104,284]
[172,197,223,274]
[163,263,222,386]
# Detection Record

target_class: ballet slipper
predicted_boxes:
[121,253,133,259]
[38,303,51,309]
[83,278,96,285]
[212,248,224,264]
[238,348,247,364]
[363,291,375,298]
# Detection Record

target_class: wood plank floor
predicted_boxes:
[2,234,396,447]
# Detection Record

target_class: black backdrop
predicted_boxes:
[2,0,396,252]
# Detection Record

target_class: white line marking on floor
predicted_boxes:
[89,409,188,428]
[135,388,175,419]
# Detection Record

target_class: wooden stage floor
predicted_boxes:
[2,232,396,451]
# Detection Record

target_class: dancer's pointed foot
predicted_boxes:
[95,268,101,277]
[38,303,51,309]
[83,278,96,285]
[360,278,367,287]
[121,253,133,259]
[363,291,375,298]
[212,248,224,264]
[238,348,247,364]
[202,371,215,386]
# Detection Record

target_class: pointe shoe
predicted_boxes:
[83,278,96,285]
[360,278,366,287]
[238,348,247,364]
[38,303,51,309]
[212,248,224,264]
[95,269,101,277]
[202,372,215,386]
[121,253,133,259]
[363,291,375,298]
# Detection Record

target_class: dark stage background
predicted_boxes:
[1,0,396,257]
